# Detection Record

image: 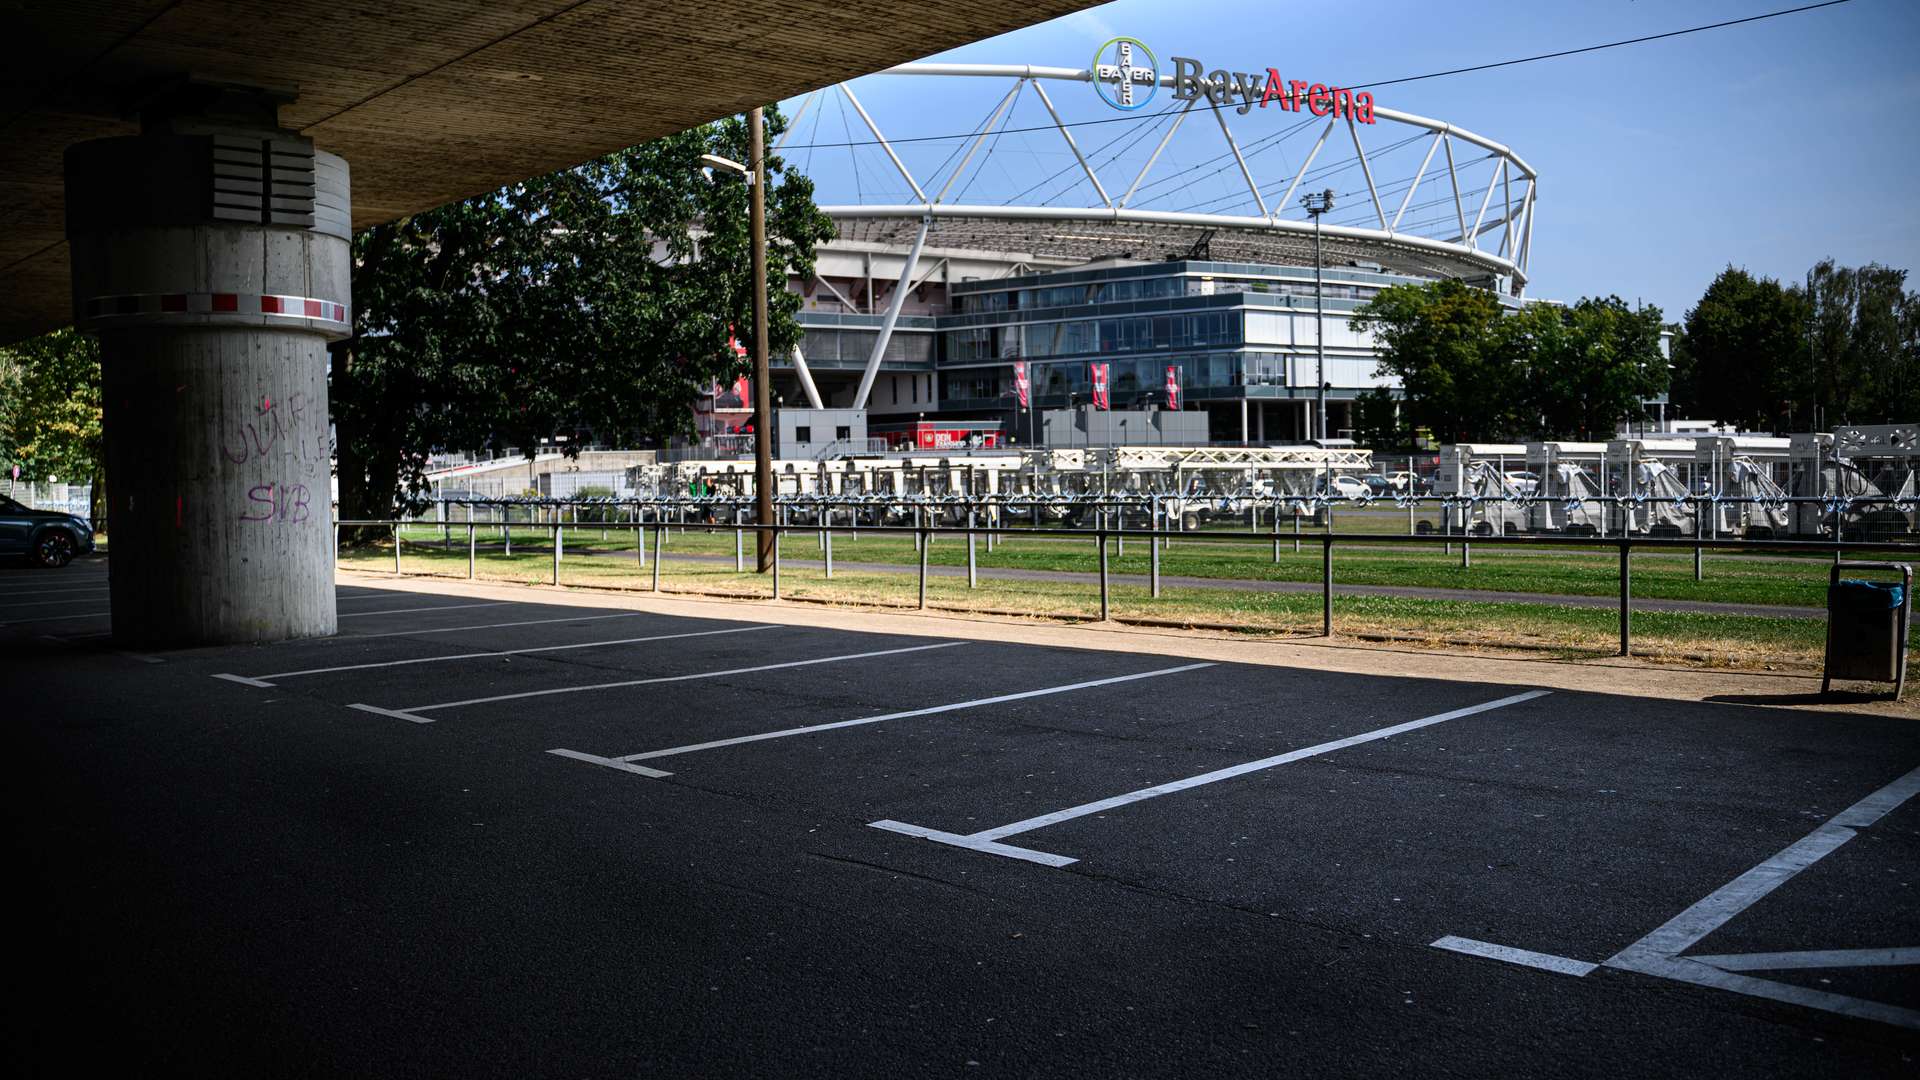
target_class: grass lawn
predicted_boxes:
[388,520,1874,608]
[343,529,1886,671]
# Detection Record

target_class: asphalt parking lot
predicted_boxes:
[5,557,1918,1077]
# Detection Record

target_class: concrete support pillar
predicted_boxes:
[65,89,350,646]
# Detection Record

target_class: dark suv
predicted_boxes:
[0,494,95,568]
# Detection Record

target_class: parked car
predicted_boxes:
[1362,472,1423,496]
[1320,476,1370,499]
[0,494,94,567]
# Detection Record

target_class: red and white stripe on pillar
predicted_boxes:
[82,292,349,325]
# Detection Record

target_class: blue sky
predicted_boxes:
[777,0,1918,322]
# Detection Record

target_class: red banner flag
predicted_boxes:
[1165,364,1180,410]
[1090,362,1110,410]
[1013,361,1030,408]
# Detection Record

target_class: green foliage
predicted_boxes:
[0,327,103,498]
[1676,261,1918,429]
[334,107,833,520]
[1672,266,1810,431]
[1350,279,1521,442]
[1526,296,1669,439]
[569,483,618,521]
[1351,280,1666,441]
[1807,260,1918,424]
[1351,387,1404,449]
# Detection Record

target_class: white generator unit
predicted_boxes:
[1526,442,1609,534]
[1696,437,1791,537]
[1427,444,1527,535]
[1608,438,1697,536]
[1832,424,1920,540]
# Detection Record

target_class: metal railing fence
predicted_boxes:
[337,498,1920,660]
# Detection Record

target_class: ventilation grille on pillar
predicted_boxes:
[209,135,315,228]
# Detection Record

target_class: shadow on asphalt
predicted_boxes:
[1704,689,1903,707]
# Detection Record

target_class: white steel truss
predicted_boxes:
[813,64,1538,294]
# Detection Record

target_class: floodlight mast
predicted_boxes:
[1301,188,1336,443]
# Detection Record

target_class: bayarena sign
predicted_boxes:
[1093,37,1376,123]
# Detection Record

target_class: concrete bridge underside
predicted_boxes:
[2,0,1096,645]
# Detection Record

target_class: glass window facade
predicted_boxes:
[800,328,934,365]
[795,259,1437,407]
[948,312,1239,361]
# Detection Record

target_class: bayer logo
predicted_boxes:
[1092,37,1159,111]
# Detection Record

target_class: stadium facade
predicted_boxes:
[732,50,1561,449]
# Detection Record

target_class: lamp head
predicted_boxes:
[699,153,750,182]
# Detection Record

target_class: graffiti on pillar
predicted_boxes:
[221,392,325,473]
[223,391,326,525]
[240,482,313,524]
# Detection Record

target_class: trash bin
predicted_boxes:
[1823,561,1912,698]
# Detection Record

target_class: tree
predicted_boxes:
[1351,387,1404,449]
[1674,266,1808,432]
[1666,323,1696,419]
[1354,281,1669,442]
[1350,279,1533,442]
[1808,260,1917,424]
[333,107,833,523]
[1525,296,1668,439]
[0,327,104,525]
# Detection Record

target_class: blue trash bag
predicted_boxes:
[1831,579,1905,612]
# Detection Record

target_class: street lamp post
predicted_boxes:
[1301,188,1335,444]
[701,106,773,572]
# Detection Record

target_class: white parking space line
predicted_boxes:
[352,641,968,722]
[1688,947,1920,971]
[213,624,780,685]
[0,611,108,625]
[546,749,670,778]
[338,611,649,640]
[1610,954,1920,1029]
[1430,936,1598,977]
[0,597,114,609]
[1610,762,1920,965]
[1431,762,1920,1031]
[0,586,109,597]
[346,703,438,724]
[593,663,1217,774]
[871,690,1552,867]
[1613,826,1858,963]
[339,601,514,618]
